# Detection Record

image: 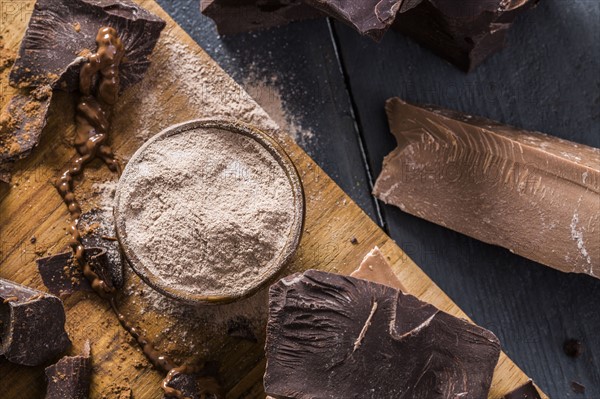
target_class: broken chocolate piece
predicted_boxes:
[45,342,92,399]
[392,0,540,71]
[374,98,599,277]
[350,246,405,291]
[303,0,404,40]
[162,363,222,399]
[0,86,52,183]
[571,381,585,394]
[0,278,71,366]
[502,380,542,399]
[9,0,166,92]
[36,247,122,296]
[563,339,583,358]
[265,270,501,399]
[200,0,324,35]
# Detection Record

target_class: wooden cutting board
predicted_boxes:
[0,1,548,398]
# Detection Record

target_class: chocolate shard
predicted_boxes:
[303,0,404,41]
[162,364,222,399]
[392,0,540,71]
[163,373,199,399]
[36,247,122,296]
[0,86,53,183]
[200,0,324,35]
[9,0,166,93]
[45,342,92,399]
[374,98,600,277]
[0,278,71,366]
[265,270,501,399]
[350,246,405,291]
[502,380,542,399]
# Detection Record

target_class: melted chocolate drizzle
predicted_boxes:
[55,27,222,399]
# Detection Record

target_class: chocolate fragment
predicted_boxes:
[392,0,541,71]
[200,0,323,35]
[350,246,405,291]
[265,270,501,399]
[0,86,52,183]
[45,342,92,399]
[36,247,121,296]
[9,0,166,93]
[374,98,600,277]
[563,339,583,358]
[0,278,71,366]
[162,363,222,399]
[502,380,542,399]
[303,0,404,40]
[571,381,585,394]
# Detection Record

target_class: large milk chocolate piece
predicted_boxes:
[374,98,600,277]
[45,343,92,399]
[200,0,323,35]
[392,0,540,71]
[9,0,166,92]
[265,270,501,398]
[0,278,71,366]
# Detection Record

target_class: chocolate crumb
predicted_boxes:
[30,236,37,244]
[571,381,585,394]
[350,237,358,245]
[563,339,583,358]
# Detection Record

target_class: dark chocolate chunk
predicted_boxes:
[162,364,222,399]
[36,246,122,296]
[303,0,404,40]
[9,0,166,93]
[200,0,323,35]
[227,316,258,343]
[0,278,71,366]
[0,86,52,183]
[163,373,200,399]
[45,342,92,399]
[502,381,543,399]
[563,339,583,358]
[392,0,541,71]
[265,270,501,399]
[571,381,585,394]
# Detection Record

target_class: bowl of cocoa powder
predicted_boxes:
[114,119,304,305]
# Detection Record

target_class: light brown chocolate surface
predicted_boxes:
[374,98,600,278]
[350,246,405,291]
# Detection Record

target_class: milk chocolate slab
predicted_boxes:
[303,0,404,40]
[350,246,405,291]
[36,247,122,296]
[265,270,501,399]
[374,98,600,277]
[9,0,166,92]
[0,86,52,183]
[502,380,542,399]
[392,0,540,71]
[0,278,71,366]
[45,343,92,399]
[200,0,323,35]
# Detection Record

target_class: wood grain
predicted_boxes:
[0,1,547,398]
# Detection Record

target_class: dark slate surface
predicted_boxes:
[157,1,599,398]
